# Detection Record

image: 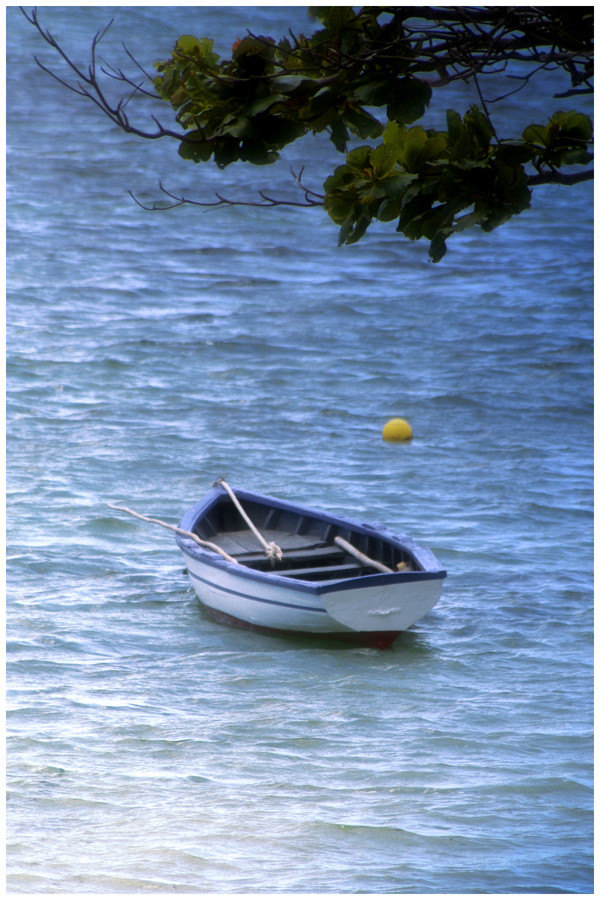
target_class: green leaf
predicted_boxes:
[344,214,371,245]
[258,115,306,148]
[174,35,219,67]
[377,177,415,221]
[464,105,493,149]
[452,209,485,233]
[496,141,535,166]
[346,145,373,171]
[341,104,383,139]
[429,230,447,262]
[551,110,593,141]
[309,88,338,118]
[398,192,434,238]
[326,197,355,225]
[231,35,275,75]
[397,126,446,172]
[213,139,241,168]
[495,163,531,210]
[351,76,395,107]
[398,126,427,171]
[240,140,279,165]
[370,142,400,177]
[178,133,213,162]
[417,203,455,240]
[387,77,432,125]
[222,113,253,139]
[446,109,465,147]
[329,115,350,152]
[447,106,492,160]
[560,148,594,166]
[523,111,593,150]
[338,209,358,245]
[175,35,201,55]
[246,95,286,117]
[324,163,354,193]
[310,6,356,31]
[479,205,516,232]
[522,123,550,147]
[382,172,416,200]
[324,168,358,224]
[382,120,406,156]
[376,199,401,222]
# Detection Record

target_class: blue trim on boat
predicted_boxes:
[180,541,323,594]
[176,485,447,594]
[318,570,446,594]
[181,536,445,596]
[178,485,414,548]
[186,567,328,614]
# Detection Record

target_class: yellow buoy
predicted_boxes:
[382,417,413,442]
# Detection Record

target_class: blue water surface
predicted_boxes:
[6,6,594,894]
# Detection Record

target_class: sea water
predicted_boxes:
[6,6,593,894]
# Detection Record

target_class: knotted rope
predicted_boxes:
[214,479,283,563]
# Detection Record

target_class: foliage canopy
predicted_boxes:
[25,5,593,260]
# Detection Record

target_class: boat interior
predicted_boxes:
[193,496,417,581]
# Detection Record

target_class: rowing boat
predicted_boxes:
[175,482,446,648]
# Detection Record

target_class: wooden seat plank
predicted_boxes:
[280,563,363,581]
[210,529,332,557]
[241,544,344,565]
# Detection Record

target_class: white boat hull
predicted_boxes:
[322,578,444,632]
[182,549,339,634]
[176,486,446,647]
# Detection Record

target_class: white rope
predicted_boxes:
[107,504,240,564]
[214,479,283,562]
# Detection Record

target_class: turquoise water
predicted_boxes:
[7,7,593,894]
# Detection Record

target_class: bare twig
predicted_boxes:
[527,169,594,187]
[129,168,325,212]
[21,6,186,142]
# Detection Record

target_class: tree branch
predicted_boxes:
[129,167,325,211]
[21,6,187,142]
[21,5,594,260]
[527,169,594,187]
